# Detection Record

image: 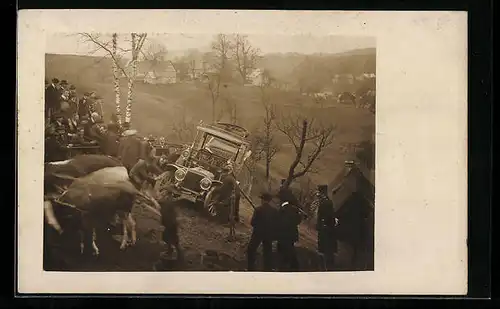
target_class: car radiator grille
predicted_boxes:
[181,171,204,192]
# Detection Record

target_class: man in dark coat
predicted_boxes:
[78,92,92,121]
[276,186,302,271]
[45,78,61,120]
[86,112,107,144]
[117,127,146,172]
[100,123,120,157]
[128,150,163,191]
[159,188,183,262]
[44,123,66,162]
[315,184,338,270]
[68,85,78,116]
[247,191,279,271]
[278,178,300,207]
[211,164,241,222]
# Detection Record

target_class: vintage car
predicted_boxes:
[154,121,252,219]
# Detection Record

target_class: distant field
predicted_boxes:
[46,53,375,188]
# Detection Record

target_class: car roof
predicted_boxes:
[197,123,250,146]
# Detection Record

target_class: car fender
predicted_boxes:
[211,180,223,187]
[164,163,183,172]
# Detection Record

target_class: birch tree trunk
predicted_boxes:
[125,33,136,125]
[112,33,122,125]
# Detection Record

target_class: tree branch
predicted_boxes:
[78,32,131,80]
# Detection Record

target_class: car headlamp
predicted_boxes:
[174,168,187,181]
[181,149,191,159]
[200,177,212,191]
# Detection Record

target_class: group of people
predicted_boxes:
[44,78,111,162]
[247,180,339,271]
[44,78,176,191]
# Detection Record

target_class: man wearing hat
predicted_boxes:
[100,122,120,157]
[45,78,61,120]
[59,79,69,89]
[315,184,338,270]
[50,112,69,146]
[209,161,241,222]
[87,91,98,115]
[87,112,107,143]
[128,149,163,192]
[276,189,302,271]
[277,178,300,210]
[44,122,66,162]
[78,92,92,120]
[117,124,147,173]
[247,191,279,271]
[68,85,78,116]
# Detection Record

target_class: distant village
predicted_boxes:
[118,48,376,106]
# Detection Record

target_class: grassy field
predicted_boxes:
[45,53,375,271]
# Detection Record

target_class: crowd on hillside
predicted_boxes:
[44,78,155,163]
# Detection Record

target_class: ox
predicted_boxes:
[45,166,161,257]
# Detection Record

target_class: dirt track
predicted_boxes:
[44,199,339,272]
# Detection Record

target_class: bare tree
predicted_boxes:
[232,34,261,83]
[276,114,336,189]
[205,34,234,122]
[141,41,168,76]
[223,97,238,125]
[296,176,316,218]
[254,83,280,179]
[125,33,147,124]
[170,106,196,143]
[78,33,130,124]
[211,34,233,80]
[243,131,266,194]
[205,73,223,122]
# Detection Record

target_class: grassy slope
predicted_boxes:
[45,53,374,271]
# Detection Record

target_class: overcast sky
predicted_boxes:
[46,33,375,57]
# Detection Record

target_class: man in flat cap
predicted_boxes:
[315,184,338,270]
[59,80,69,91]
[247,191,279,271]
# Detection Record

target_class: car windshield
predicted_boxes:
[203,135,239,158]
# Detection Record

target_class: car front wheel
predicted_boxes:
[203,186,219,217]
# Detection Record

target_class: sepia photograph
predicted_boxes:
[18,10,467,295]
[43,32,376,273]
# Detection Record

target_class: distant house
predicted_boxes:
[332,74,355,85]
[188,60,211,80]
[248,68,266,86]
[248,68,274,87]
[355,73,376,81]
[136,60,178,84]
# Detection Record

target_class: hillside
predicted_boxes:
[45,52,375,271]
[256,48,376,85]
